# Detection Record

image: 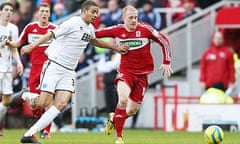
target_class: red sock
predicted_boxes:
[44,123,51,134]
[113,106,127,137]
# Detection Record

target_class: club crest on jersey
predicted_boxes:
[136,31,141,37]
[121,34,126,38]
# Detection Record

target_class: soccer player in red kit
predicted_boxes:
[5,3,56,139]
[95,5,173,144]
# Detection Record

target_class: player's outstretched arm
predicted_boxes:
[21,31,53,55]
[3,39,21,48]
[159,64,173,77]
[90,38,129,54]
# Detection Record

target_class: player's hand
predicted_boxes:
[159,64,173,77]
[21,44,34,55]
[200,82,206,90]
[2,39,10,46]
[0,50,2,57]
[17,63,24,76]
[118,44,129,54]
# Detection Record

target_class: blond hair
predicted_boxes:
[38,3,51,9]
[122,5,137,17]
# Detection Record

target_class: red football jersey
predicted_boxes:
[95,23,171,75]
[19,21,56,64]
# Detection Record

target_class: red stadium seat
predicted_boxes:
[216,6,240,25]
[215,6,240,57]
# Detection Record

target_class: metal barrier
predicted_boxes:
[153,84,240,131]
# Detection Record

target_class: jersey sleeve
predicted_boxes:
[19,24,29,43]
[95,25,117,38]
[52,18,72,39]
[149,27,171,64]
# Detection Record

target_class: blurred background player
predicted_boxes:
[200,31,235,92]
[4,3,56,138]
[95,5,172,144]
[0,2,23,136]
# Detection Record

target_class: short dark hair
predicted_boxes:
[143,0,153,6]
[81,0,98,10]
[0,2,14,11]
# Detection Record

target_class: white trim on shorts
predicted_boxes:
[39,60,76,93]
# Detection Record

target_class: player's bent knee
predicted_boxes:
[2,101,10,107]
[31,104,39,110]
[2,97,11,106]
[33,103,43,109]
[34,100,49,109]
[118,99,128,107]
[127,109,138,116]
[54,101,68,111]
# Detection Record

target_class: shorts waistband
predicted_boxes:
[48,60,74,71]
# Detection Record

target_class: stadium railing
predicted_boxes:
[153,84,240,131]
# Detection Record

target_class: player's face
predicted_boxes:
[83,6,99,24]
[38,6,50,24]
[0,5,14,22]
[123,9,138,31]
[213,32,224,47]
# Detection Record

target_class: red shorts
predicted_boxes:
[114,72,148,103]
[28,64,43,94]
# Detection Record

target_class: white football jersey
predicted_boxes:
[45,16,96,70]
[0,23,18,72]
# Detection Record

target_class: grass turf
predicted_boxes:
[0,129,239,144]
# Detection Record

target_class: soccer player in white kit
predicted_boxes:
[10,1,128,143]
[5,3,57,138]
[0,2,23,136]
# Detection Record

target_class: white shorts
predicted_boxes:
[39,60,76,93]
[0,72,13,95]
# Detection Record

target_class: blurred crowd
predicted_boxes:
[0,0,221,33]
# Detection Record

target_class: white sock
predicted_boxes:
[0,102,7,121]
[22,92,39,101]
[24,105,60,137]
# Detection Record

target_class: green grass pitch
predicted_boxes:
[0,129,239,144]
